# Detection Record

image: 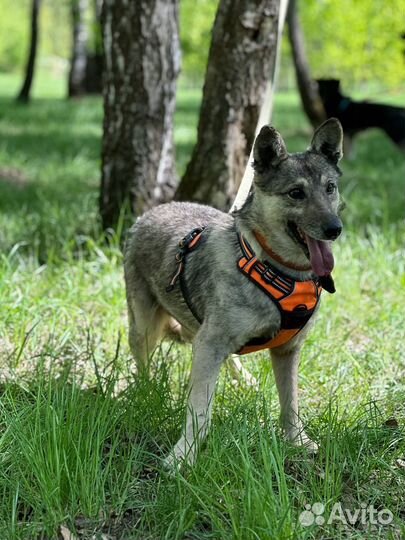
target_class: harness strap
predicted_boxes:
[237,234,322,352]
[166,227,205,323]
[338,97,351,113]
[166,227,205,292]
[166,227,323,355]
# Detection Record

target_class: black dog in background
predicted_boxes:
[317,79,405,155]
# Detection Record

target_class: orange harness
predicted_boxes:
[237,234,322,354]
[167,228,323,355]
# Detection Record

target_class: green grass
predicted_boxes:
[0,70,405,539]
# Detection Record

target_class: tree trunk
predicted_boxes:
[83,0,103,94]
[100,0,180,231]
[68,0,89,98]
[84,53,103,94]
[17,0,41,103]
[287,0,326,127]
[175,0,280,209]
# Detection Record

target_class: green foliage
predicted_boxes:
[1,0,404,89]
[179,0,218,80]
[300,0,405,88]
[40,1,71,61]
[0,0,30,71]
[0,0,76,73]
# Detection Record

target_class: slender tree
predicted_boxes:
[175,0,281,209]
[100,0,180,230]
[83,0,103,94]
[68,0,89,97]
[17,0,41,103]
[287,0,325,127]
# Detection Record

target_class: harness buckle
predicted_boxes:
[178,227,204,250]
[167,227,206,294]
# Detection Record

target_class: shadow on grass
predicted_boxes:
[0,96,102,124]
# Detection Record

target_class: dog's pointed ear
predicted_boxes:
[253,126,288,173]
[310,118,343,164]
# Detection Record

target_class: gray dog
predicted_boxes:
[124,118,344,468]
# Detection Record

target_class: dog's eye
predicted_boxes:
[288,188,306,200]
[326,182,336,194]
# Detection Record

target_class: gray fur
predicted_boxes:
[124,119,344,467]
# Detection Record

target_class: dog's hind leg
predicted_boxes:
[126,275,169,373]
[165,318,194,343]
[227,355,258,388]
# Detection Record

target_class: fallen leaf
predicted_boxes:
[60,525,78,540]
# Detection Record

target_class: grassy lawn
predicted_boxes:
[0,70,404,539]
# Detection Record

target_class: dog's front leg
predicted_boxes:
[271,346,318,452]
[164,328,227,470]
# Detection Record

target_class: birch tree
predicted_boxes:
[68,0,89,97]
[175,0,281,209]
[100,0,181,230]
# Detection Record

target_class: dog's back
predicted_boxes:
[124,202,237,353]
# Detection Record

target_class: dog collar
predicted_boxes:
[253,230,312,272]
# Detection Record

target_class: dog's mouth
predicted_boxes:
[287,221,334,277]
[288,221,309,256]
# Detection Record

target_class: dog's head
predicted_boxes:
[252,119,344,277]
[316,79,342,102]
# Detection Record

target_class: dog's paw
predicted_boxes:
[228,356,259,389]
[161,453,182,476]
[162,443,197,475]
[299,434,319,454]
[286,430,319,454]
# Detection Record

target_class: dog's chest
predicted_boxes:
[183,233,321,354]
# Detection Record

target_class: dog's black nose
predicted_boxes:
[324,219,342,240]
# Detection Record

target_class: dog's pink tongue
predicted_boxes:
[305,235,334,277]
